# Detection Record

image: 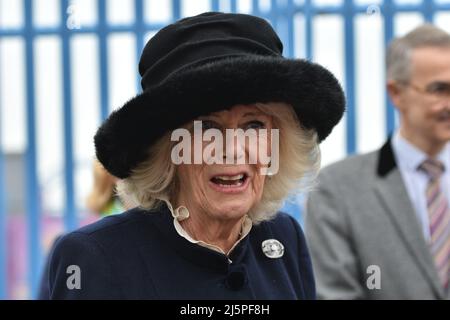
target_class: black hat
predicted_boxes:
[95,12,345,179]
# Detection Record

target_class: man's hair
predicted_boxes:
[386,24,450,83]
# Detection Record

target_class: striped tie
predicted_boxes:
[418,159,450,291]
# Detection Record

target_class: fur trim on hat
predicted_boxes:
[95,55,345,178]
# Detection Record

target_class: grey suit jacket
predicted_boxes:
[306,139,449,299]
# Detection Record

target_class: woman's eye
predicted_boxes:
[245,120,266,130]
[202,120,221,130]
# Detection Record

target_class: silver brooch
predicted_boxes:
[262,239,284,258]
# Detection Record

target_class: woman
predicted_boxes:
[46,12,344,299]
[86,159,136,216]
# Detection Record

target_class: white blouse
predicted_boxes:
[163,200,252,259]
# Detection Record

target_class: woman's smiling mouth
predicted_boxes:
[209,173,250,193]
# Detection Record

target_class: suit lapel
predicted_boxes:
[374,139,444,298]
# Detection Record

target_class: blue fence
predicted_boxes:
[0,0,450,299]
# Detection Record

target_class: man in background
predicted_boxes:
[306,24,450,299]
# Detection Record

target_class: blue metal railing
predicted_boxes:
[23,0,42,298]
[0,0,450,299]
[343,0,356,154]
[384,0,396,134]
[61,0,77,235]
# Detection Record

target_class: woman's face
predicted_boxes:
[175,104,273,222]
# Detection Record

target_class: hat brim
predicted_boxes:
[95,55,345,178]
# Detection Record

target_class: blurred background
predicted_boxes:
[0,0,449,299]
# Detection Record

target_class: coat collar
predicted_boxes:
[374,137,446,298]
[376,136,397,177]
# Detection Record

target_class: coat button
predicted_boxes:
[262,239,284,258]
[225,265,247,290]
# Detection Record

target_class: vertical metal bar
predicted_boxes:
[270,0,278,30]
[286,0,295,58]
[271,0,291,58]
[135,0,145,94]
[422,0,434,23]
[383,0,395,135]
[98,0,110,120]
[61,0,77,232]
[0,41,8,299]
[304,0,313,61]
[173,0,181,20]
[212,0,220,12]
[344,0,356,154]
[230,0,237,13]
[24,0,42,297]
[252,0,260,16]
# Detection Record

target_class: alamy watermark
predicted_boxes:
[170,121,279,175]
[66,3,81,30]
[66,265,81,290]
[366,265,381,290]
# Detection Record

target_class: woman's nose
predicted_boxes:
[223,130,246,163]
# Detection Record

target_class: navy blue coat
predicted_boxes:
[45,204,315,299]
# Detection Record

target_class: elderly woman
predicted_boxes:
[46,12,344,299]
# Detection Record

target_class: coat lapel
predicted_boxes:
[374,139,445,298]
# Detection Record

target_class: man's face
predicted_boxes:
[392,47,450,148]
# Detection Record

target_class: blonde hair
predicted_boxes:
[86,159,119,214]
[117,102,320,224]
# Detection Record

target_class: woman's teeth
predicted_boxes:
[215,174,244,180]
[211,174,245,186]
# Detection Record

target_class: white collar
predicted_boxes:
[393,130,450,172]
[162,199,252,257]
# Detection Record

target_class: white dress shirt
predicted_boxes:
[392,130,450,241]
